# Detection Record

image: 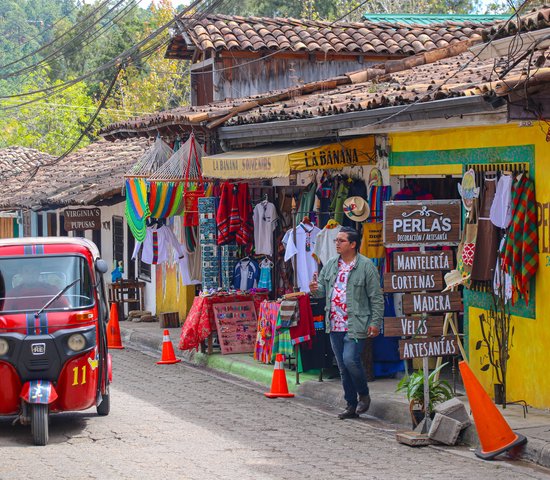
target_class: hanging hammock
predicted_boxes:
[124,137,173,241]
[148,133,205,226]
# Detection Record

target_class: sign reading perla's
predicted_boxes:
[383,200,461,247]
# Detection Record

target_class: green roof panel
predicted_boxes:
[362,14,508,25]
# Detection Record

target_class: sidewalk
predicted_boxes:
[119,321,550,469]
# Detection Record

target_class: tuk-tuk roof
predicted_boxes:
[0,237,102,260]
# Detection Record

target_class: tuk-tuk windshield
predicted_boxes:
[0,255,94,313]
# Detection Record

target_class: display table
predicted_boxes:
[178,291,269,354]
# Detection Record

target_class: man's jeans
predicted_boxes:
[330,332,369,408]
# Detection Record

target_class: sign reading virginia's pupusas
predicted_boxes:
[393,251,455,272]
[63,208,101,231]
[399,336,458,359]
[383,200,461,248]
[383,271,443,293]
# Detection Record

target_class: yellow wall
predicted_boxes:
[155,263,195,323]
[390,122,550,408]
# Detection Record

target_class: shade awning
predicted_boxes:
[202,137,376,179]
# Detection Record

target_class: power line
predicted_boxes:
[1,0,135,80]
[0,0,113,72]
[0,0,219,104]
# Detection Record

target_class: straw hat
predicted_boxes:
[343,196,370,223]
[442,269,470,292]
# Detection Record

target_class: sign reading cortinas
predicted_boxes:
[63,208,101,231]
[383,200,461,248]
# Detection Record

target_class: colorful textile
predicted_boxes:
[290,294,315,347]
[125,178,150,242]
[502,174,538,304]
[330,181,349,224]
[272,306,294,360]
[178,296,211,351]
[329,258,356,332]
[254,301,280,364]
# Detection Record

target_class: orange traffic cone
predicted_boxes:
[107,303,124,350]
[459,361,526,459]
[264,354,295,398]
[157,329,181,365]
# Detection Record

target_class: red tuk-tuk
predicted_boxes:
[0,237,112,445]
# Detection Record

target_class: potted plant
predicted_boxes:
[396,362,454,427]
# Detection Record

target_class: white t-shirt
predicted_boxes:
[313,225,342,266]
[283,223,320,293]
[490,174,513,229]
[253,201,278,256]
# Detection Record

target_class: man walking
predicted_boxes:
[310,226,384,419]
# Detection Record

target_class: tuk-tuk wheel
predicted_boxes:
[31,404,49,446]
[97,389,110,416]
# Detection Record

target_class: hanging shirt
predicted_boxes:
[132,225,185,265]
[233,258,260,291]
[258,259,273,291]
[253,201,278,256]
[490,174,513,229]
[283,222,320,293]
[313,225,341,266]
[330,258,356,332]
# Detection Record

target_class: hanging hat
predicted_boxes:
[442,270,470,292]
[343,196,370,223]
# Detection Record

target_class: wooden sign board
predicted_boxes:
[63,207,101,231]
[399,336,459,359]
[383,271,444,293]
[393,251,455,272]
[402,291,462,315]
[212,301,257,355]
[383,200,461,247]
[384,316,445,337]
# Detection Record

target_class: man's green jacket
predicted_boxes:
[313,254,384,339]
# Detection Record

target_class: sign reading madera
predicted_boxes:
[383,200,461,247]
[402,291,462,315]
[63,208,101,231]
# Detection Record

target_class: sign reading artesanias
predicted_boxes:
[63,208,101,231]
[383,200,461,248]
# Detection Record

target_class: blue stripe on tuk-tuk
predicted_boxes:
[39,312,48,334]
[26,313,34,335]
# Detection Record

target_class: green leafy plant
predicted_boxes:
[396,362,454,413]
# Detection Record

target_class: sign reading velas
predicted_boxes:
[383,271,443,293]
[383,200,461,248]
[399,336,458,359]
[63,208,101,231]
[384,316,444,337]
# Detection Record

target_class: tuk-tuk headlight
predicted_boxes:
[0,338,8,356]
[67,333,86,352]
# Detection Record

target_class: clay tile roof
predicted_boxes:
[166,14,498,59]
[0,139,151,209]
[0,147,53,181]
[482,5,550,41]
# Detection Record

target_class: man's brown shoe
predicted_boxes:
[356,394,371,414]
[338,405,359,420]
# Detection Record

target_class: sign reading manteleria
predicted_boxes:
[63,208,101,231]
[383,200,461,248]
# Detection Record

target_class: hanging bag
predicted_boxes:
[457,200,478,283]
[183,134,205,227]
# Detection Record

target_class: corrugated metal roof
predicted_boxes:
[362,14,508,25]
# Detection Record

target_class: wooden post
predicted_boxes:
[291,197,299,292]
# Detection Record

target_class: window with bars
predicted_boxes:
[112,216,124,267]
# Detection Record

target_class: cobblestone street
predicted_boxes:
[1,348,549,480]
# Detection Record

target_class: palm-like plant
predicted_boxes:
[396,362,454,414]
